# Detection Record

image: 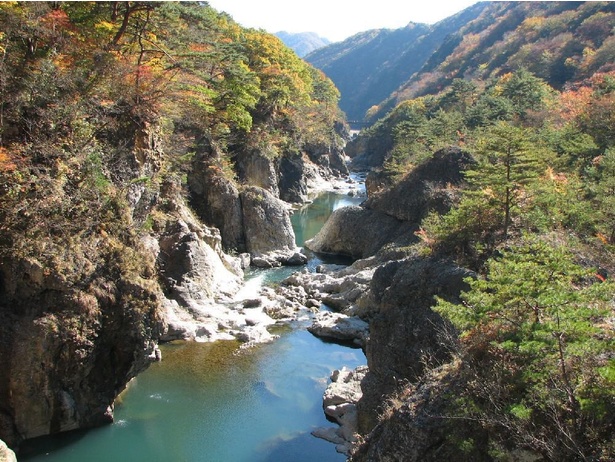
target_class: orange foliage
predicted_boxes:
[0,147,17,172]
[40,9,72,32]
[188,43,210,53]
[558,86,593,121]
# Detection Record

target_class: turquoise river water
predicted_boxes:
[21,189,366,462]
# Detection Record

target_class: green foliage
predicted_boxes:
[586,148,615,243]
[422,122,549,262]
[435,237,615,460]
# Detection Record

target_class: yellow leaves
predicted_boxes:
[0,147,17,172]
[542,167,569,195]
[482,187,495,199]
[521,16,546,32]
[95,20,116,33]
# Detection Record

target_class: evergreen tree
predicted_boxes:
[435,237,615,460]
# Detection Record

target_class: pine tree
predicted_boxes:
[435,236,615,460]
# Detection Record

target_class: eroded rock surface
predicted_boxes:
[313,366,368,455]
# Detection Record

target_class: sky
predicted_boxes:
[206,0,481,42]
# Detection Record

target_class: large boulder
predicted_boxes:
[357,253,474,432]
[0,439,16,462]
[240,186,307,267]
[157,217,243,307]
[305,206,407,259]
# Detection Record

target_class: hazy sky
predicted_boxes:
[206,0,480,42]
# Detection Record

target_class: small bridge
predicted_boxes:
[347,120,371,131]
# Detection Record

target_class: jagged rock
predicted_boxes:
[278,151,316,203]
[0,257,165,447]
[241,186,305,266]
[236,149,280,197]
[188,150,245,252]
[313,366,368,455]
[305,141,349,177]
[157,217,243,305]
[357,254,474,433]
[308,312,369,347]
[0,439,17,462]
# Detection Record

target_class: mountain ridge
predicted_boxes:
[275,30,331,57]
[305,2,489,121]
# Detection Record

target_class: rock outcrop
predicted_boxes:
[313,366,368,455]
[305,206,406,259]
[241,186,307,267]
[188,150,245,252]
[350,361,491,462]
[364,147,475,222]
[0,249,165,447]
[306,147,474,259]
[287,147,480,454]
[0,122,168,449]
[356,253,474,432]
[0,439,17,462]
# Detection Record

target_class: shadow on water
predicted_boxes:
[18,429,90,459]
[257,430,346,462]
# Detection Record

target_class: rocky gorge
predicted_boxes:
[0,122,480,460]
[0,107,354,453]
[274,147,479,455]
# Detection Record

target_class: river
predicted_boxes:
[20,188,366,462]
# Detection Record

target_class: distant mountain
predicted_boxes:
[371,1,615,120]
[275,31,331,57]
[307,1,615,124]
[305,2,489,122]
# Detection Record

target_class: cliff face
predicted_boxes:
[0,113,345,449]
[350,361,491,462]
[306,147,474,258]
[0,126,167,447]
[0,2,350,450]
[356,254,473,431]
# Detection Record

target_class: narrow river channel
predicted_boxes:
[21,188,366,462]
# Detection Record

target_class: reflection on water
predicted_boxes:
[292,191,364,247]
[20,189,367,462]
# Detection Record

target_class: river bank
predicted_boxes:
[19,180,368,462]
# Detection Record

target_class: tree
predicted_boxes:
[469,122,547,239]
[587,148,615,244]
[424,122,547,261]
[435,237,615,460]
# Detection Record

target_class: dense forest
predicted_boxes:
[342,3,615,460]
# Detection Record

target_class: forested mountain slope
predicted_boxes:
[309,2,615,461]
[370,0,615,120]
[305,2,489,121]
